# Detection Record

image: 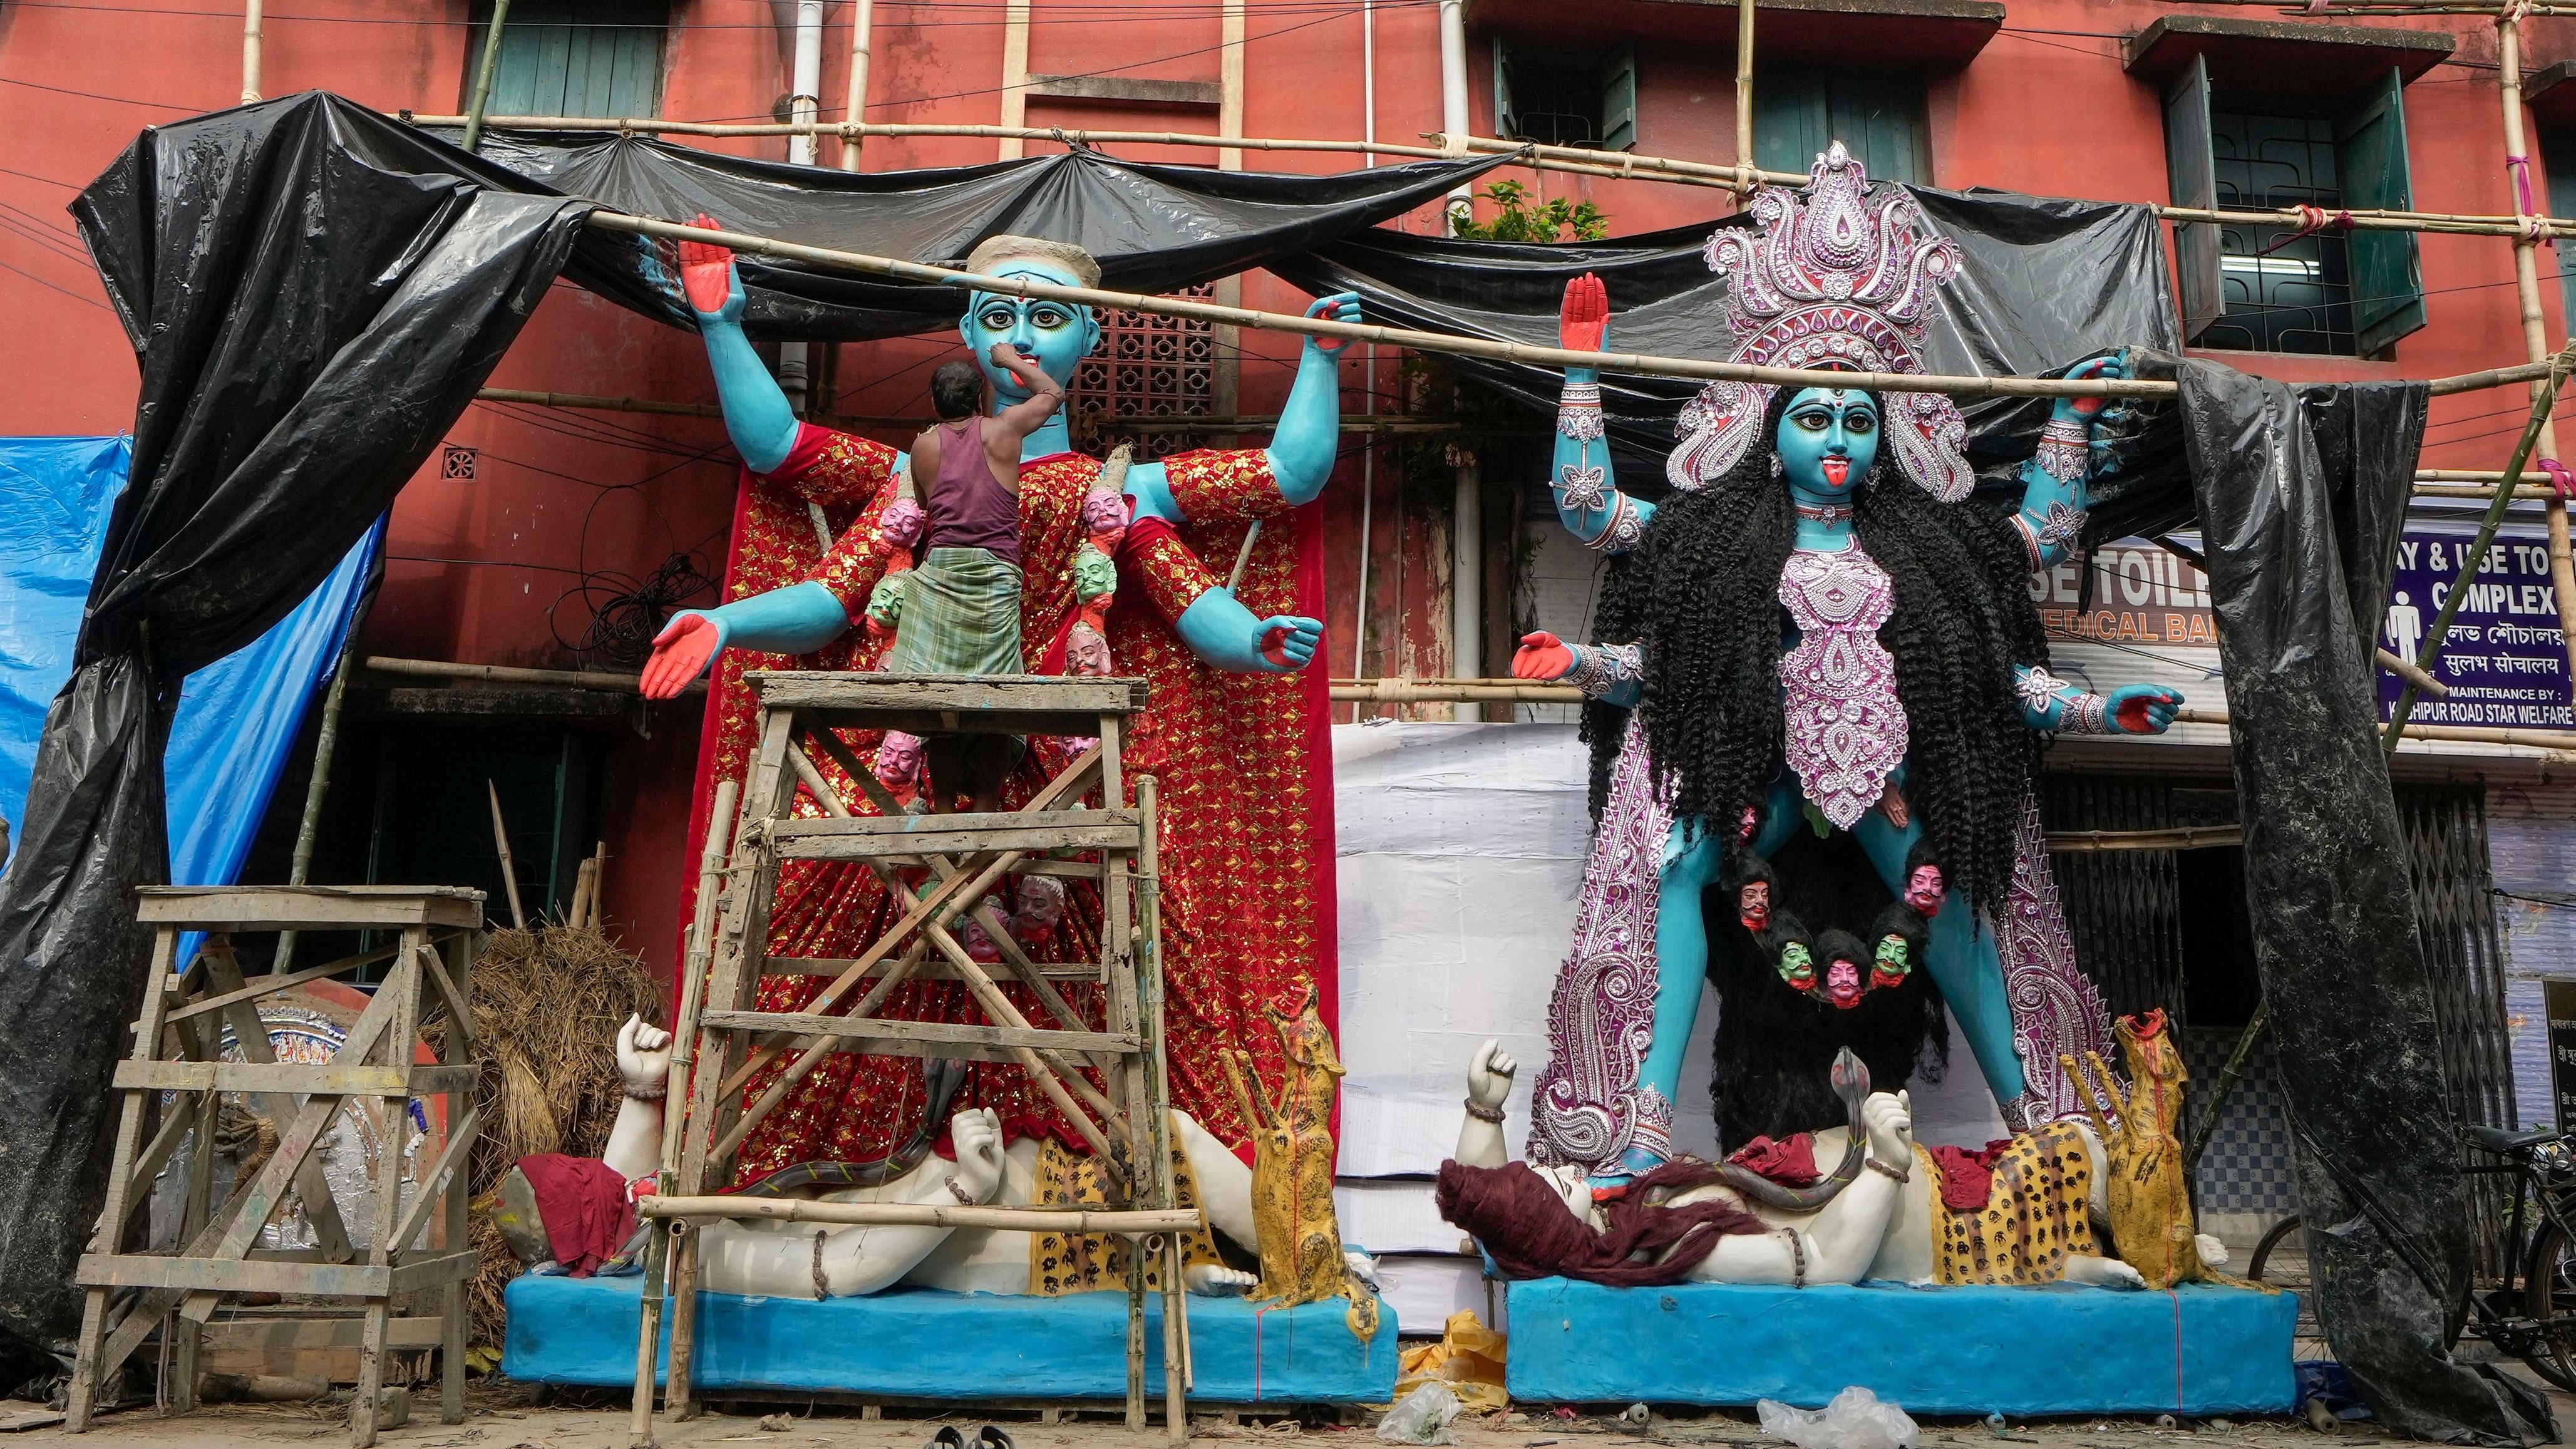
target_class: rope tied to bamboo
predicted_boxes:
[2257,204,2355,255]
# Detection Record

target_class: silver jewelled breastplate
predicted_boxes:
[1776,545,1909,830]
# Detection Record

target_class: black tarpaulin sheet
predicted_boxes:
[0,97,1500,1354]
[1266,183,2190,534]
[455,126,1510,340]
[0,93,593,1352]
[2151,351,2553,1446]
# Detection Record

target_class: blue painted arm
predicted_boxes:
[2014,664,2182,736]
[696,261,801,476]
[2012,355,2125,570]
[1174,587,1321,674]
[1125,461,1180,525]
[684,580,852,660]
[1552,366,1653,552]
[1263,294,1364,508]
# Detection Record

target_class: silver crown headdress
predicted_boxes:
[1666,143,1974,502]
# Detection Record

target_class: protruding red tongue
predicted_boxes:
[1821,457,1850,488]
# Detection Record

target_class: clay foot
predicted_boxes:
[1587,1144,1668,1200]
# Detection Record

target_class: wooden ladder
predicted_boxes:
[629,673,1190,1446]
[65,885,486,1448]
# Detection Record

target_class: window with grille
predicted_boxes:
[1069,284,1218,462]
[2160,58,2425,356]
[463,0,669,121]
[1756,69,1930,187]
[1492,38,1637,152]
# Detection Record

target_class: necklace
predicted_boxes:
[1793,500,1853,524]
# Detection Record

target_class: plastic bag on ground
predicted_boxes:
[1757,1386,1919,1449]
[1393,1309,1508,1413]
[1377,1381,1464,1445]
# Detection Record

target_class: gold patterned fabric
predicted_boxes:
[1164,448,1291,524]
[1028,1133,1223,1295]
[1929,1122,2096,1286]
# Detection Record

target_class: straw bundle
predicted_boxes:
[426,923,661,1349]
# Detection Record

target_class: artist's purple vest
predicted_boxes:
[927,416,1022,567]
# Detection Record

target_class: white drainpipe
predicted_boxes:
[1437,0,1471,229]
[778,0,827,413]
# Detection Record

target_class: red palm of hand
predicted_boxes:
[1514,631,1575,682]
[1561,272,1609,353]
[641,614,721,700]
[679,213,734,314]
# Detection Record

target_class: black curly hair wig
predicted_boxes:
[1582,383,2049,910]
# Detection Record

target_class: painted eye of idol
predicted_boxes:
[1788,398,1879,433]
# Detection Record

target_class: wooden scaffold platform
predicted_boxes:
[630,673,1192,1445]
[65,885,487,1448]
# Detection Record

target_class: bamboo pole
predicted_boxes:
[2390,339,2576,747]
[487,780,528,929]
[394,108,2576,237]
[459,0,515,155]
[239,0,263,103]
[1734,0,1758,195]
[589,211,2169,400]
[2496,11,2576,688]
[272,633,357,974]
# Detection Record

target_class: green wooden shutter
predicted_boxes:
[2546,130,2576,337]
[1826,71,1925,184]
[1492,36,1518,142]
[2337,67,2428,356]
[2162,54,2222,343]
[1600,42,1638,153]
[466,0,667,120]
[1756,72,1833,177]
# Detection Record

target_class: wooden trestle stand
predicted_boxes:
[629,673,1191,1445]
[65,886,486,1448]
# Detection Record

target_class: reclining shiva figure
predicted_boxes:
[1515,144,2183,1188]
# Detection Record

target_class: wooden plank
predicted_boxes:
[135,885,485,930]
[113,1061,478,1096]
[162,937,448,1023]
[636,1197,1200,1234]
[200,1315,443,1351]
[776,817,1141,861]
[385,1251,483,1293]
[699,1011,1135,1055]
[776,808,1138,842]
[386,1106,478,1256]
[66,928,180,1430]
[748,671,1145,718]
[763,955,1097,981]
[198,946,357,1264]
[80,1254,391,1297]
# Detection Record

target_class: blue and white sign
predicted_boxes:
[2377,524,2573,728]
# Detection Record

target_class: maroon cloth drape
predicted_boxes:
[1436,1159,1766,1287]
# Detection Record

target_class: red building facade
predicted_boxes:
[0,0,2568,984]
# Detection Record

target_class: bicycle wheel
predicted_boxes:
[2250,1215,2304,1284]
[2520,1219,2576,1392]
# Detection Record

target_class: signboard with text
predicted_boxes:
[2544,978,2576,1131]
[2032,538,2218,650]
[2375,525,2572,729]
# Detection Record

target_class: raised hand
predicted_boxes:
[949,1107,1006,1203]
[1862,1089,1914,1167]
[615,1014,674,1096]
[1561,272,1610,353]
[641,612,725,699]
[1303,292,1363,358]
[2108,683,2183,735]
[1513,630,1577,683]
[1466,1039,1518,1114]
[1257,615,1322,671]
[2058,353,2125,420]
[679,213,744,322]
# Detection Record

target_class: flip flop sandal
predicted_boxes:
[976,1426,1017,1449]
[925,1426,967,1449]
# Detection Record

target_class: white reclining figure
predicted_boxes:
[602,1018,1262,1297]
[1448,1040,2156,1287]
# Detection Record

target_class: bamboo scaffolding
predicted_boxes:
[1326,679,2576,755]
[395,111,2576,239]
[635,1197,1202,1234]
[2494,9,2576,687]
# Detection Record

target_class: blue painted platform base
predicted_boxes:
[1506,1279,2297,1416]
[502,1274,1399,1404]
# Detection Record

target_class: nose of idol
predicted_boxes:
[960,264,1103,396]
[1774,386,1881,497]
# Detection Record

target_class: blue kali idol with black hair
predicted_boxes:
[1515,145,2185,1189]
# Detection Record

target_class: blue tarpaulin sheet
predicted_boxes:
[0,435,375,896]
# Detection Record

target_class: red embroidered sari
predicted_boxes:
[683,425,1337,1174]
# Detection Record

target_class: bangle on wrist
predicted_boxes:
[945,1175,979,1206]
[1463,1098,1505,1124]
[624,1081,667,1102]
